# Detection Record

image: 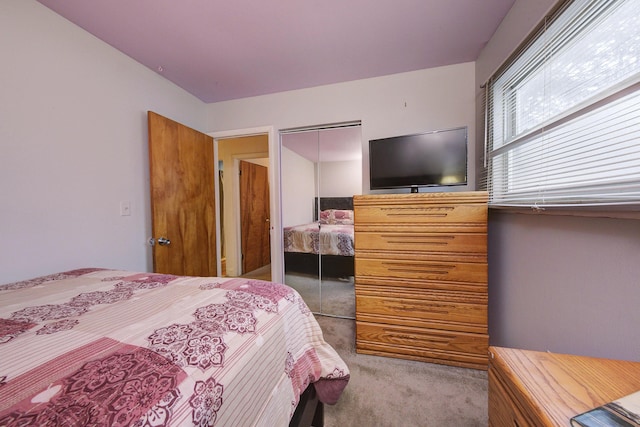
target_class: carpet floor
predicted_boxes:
[244,266,488,425]
[316,315,489,427]
[285,272,355,319]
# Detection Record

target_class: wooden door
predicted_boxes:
[240,160,270,274]
[148,111,217,276]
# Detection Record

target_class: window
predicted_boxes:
[484,0,640,209]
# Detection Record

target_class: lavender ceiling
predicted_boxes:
[37,0,515,104]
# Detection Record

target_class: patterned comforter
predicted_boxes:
[0,268,349,426]
[283,223,354,257]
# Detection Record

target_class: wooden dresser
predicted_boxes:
[489,346,640,427]
[353,191,488,370]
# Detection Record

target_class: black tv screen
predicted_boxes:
[369,126,467,191]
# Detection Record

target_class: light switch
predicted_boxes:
[120,200,131,216]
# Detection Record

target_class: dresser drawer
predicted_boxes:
[355,203,486,229]
[355,231,486,255]
[356,276,487,293]
[355,257,487,284]
[354,192,487,228]
[356,292,487,332]
[356,321,489,369]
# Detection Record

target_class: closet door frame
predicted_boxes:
[280,122,362,318]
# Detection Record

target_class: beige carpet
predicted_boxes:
[241,267,355,318]
[316,315,489,427]
[285,272,355,319]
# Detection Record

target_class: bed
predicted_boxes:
[0,268,349,426]
[283,197,354,278]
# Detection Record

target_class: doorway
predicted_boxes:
[217,136,269,279]
[209,126,284,282]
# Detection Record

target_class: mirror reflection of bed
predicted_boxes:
[284,197,356,317]
[280,124,362,319]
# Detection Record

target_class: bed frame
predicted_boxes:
[284,196,354,279]
[290,384,324,427]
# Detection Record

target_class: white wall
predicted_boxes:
[1,0,207,283]
[206,62,477,195]
[281,147,316,227]
[319,160,362,198]
[477,0,640,360]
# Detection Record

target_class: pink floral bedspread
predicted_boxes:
[0,268,349,426]
[283,223,354,256]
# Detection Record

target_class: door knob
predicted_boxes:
[148,237,171,246]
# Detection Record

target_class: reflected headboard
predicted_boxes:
[313,197,353,221]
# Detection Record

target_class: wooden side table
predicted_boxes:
[488,346,640,426]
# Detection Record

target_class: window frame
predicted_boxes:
[482,0,640,217]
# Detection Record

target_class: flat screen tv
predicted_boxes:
[369,126,467,192]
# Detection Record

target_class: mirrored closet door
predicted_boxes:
[280,123,361,318]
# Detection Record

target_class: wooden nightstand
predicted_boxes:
[488,346,640,427]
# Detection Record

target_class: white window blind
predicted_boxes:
[484,0,640,209]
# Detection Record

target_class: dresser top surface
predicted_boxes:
[489,346,640,426]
